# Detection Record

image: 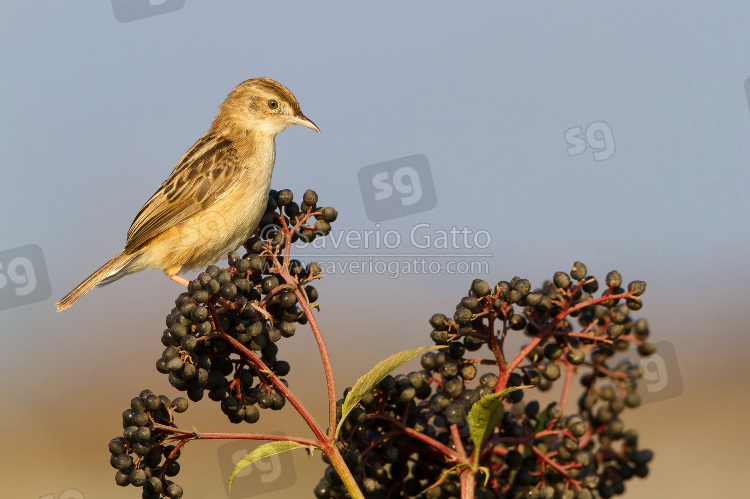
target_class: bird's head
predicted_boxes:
[215,77,319,136]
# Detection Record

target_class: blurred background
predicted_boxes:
[1,2,748,498]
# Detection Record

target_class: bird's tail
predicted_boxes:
[56,251,136,312]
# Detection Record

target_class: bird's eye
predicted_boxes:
[267,99,279,110]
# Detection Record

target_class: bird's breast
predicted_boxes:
[143,156,276,275]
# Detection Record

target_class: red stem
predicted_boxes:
[371,414,463,463]
[207,300,328,443]
[450,423,467,459]
[460,467,476,499]
[292,284,337,438]
[276,210,338,438]
[499,291,636,390]
[560,360,574,415]
[152,423,320,447]
[531,446,581,491]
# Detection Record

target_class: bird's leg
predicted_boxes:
[167,273,190,287]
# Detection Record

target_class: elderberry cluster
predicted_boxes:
[318,262,654,498]
[109,188,338,497]
[108,390,188,498]
[154,188,336,424]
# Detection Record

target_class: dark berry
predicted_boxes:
[261,276,280,294]
[277,189,293,206]
[605,270,622,288]
[319,207,338,223]
[470,279,491,297]
[553,272,571,289]
[582,277,599,294]
[637,342,657,356]
[571,261,587,281]
[567,349,585,365]
[628,280,647,296]
[165,482,183,498]
[219,283,237,300]
[445,403,466,425]
[129,468,147,486]
[173,397,189,413]
[303,189,318,206]
[314,220,331,235]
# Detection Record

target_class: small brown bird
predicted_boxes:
[56,78,319,312]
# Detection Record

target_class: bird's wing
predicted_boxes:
[124,135,244,253]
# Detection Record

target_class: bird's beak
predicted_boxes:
[288,113,320,133]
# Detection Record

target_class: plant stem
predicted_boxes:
[459,467,476,499]
[207,300,328,443]
[277,209,338,438]
[531,446,581,491]
[323,441,366,499]
[208,217,365,498]
[151,423,321,447]
[560,361,574,415]
[371,414,463,463]
[293,283,337,439]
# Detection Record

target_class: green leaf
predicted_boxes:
[534,410,550,434]
[467,385,530,467]
[422,464,459,495]
[336,345,446,438]
[228,440,313,491]
[477,466,491,486]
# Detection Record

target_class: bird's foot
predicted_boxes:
[168,273,190,287]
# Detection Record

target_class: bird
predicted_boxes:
[56,77,319,312]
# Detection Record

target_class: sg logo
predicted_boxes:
[564,121,616,161]
[111,0,185,23]
[635,341,683,404]
[0,244,52,311]
[217,439,296,497]
[613,340,683,405]
[357,154,437,223]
